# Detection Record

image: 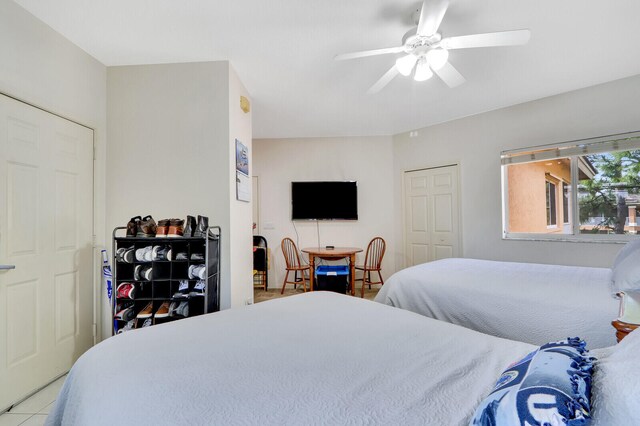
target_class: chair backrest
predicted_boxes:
[363,237,386,270]
[253,235,267,249]
[281,237,303,269]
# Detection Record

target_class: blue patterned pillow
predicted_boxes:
[470,338,595,426]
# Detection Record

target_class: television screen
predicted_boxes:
[291,181,358,220]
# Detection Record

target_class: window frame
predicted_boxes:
[501,131,640,243]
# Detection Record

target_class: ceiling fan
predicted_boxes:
[335,0,531,93]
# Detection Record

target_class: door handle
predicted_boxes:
[0,265,15,270]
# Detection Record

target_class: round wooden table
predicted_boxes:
[302,247,363,296]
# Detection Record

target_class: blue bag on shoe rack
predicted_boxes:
[470,337,595,426]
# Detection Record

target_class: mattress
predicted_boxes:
[47,292,537,426]
[374,258,619,349]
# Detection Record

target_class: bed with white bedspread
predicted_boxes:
[46,291,639,425]
[374,258,619,349]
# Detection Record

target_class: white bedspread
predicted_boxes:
[47,292,537,426]
[375,258,619,349]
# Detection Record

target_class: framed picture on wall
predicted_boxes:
[236,139,249,176]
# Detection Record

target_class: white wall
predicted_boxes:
[393,74,640,269]
[252,136,395,289]
[228,65,253,306]
[107,61,253,330]
[0,1,108,338]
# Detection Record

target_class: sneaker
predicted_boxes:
[137,215,157,237]
[117,319,135,334]
[183,215,196,237]
[175,252,188,260]
[190,280,206,296]
[135,246,153,262]
[134,265,153,281]
[114,304,136,321]
[193,215,209,238]
[176,301,189,317]
[136,302,154,319]
[155,301,170,318]
[190,252,204,261]
[169,301,179,316]
[126,216,141,237]
[116,282,135,299]
[156,219,170,237]
[167,218,184,238]
[116,246,135,263]
[178,279,189,294]
[188,264,206,280]
[140,317,153,328]
[152,245,172,261]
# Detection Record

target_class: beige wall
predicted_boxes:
[393,74,640,268]
[107,61,252,319]
[0,1,108,340]
[252,136,395,289]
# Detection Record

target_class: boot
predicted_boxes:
[126,216,141,237]
[137,215,157,237]
[193,215,209,238]
[167,218,184,238]
[156,219,170,237]
[183,215,196,237]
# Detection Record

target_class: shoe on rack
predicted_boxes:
[136,302,154,319]
[167,218,184,238]
[152,245,172,261]
[193,215,209,238]
[188,264,206,280]
[126,216,141,237]
[178,279,189,294]
[117,319,135,334]
[135,246,153,262]
[134,265,153,281]
[190,252,204,261]
[183,215,196,237]
[169,301,179,317]
[116,282,135,299]
[155,301,170,318]
[156,219,170,237]
[137,215,157,237]
[176,301,189,317]
[190,280,206,296]
[175,252,188,260]
[116,246,135,263]
[114,304,136,322]
[140,317,153,328]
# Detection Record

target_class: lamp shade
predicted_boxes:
[395,54,418,76]
[414,59,433,81]
[426,48,449,70]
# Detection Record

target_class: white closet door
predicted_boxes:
[403,165,460,267]
[0,94,94,411]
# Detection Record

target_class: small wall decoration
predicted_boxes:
[240,96,251,113]
[235,139,249,176]
[235,139,250,202]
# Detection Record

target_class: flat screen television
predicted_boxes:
[291,181,358,220]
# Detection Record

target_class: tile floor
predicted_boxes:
[0,375,66,426]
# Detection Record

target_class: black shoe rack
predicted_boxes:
[111,225,221,335]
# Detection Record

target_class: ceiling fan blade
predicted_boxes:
[433,61,465,88]
[417,0,449,36]
[367,65,399,94]
[441,29,531,50]
[334,46,405,61]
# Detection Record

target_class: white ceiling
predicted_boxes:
[13,0,640,139]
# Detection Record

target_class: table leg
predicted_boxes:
[309,255,315,291]
[349,254,355,296]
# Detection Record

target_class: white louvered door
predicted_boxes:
[0,94,94,411]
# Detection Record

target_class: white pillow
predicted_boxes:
[612,246,640,293]
[591,328,640,425]
[612,239,640,270]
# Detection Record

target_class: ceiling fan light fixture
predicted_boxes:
[395,54,418,76]
[426,48,449,70]
[414,59,433,82]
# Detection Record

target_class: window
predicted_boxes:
[502,131,640,241]
[546,180,557,227]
